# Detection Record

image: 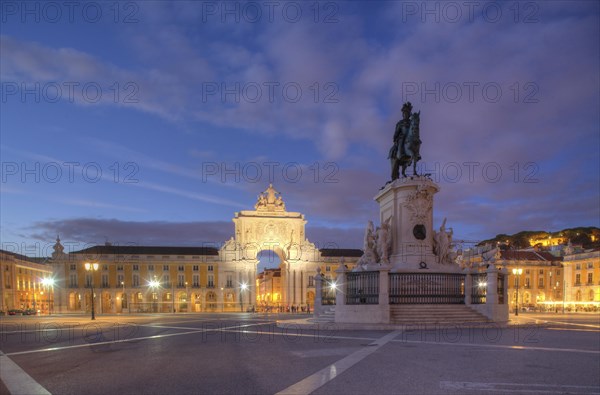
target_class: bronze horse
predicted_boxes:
[390,111,421,179]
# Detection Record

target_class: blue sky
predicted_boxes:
[1,1,599,258]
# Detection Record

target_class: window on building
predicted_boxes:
[86,274,92,287]
[588,273,593,285]
[193,265,199,271]
[163,275,170,286]
[117,265,124,271]
[576,264,581,270]
[538,278,544,288]
[133,274,140,287]
[102,265,108,271]
[69,274,78,288]
[178,265,184,271]
[308,276,314,287]
[148,265,154,271]
[556,269,561,275]
[525,269,530,275]
[70,264,76,271]
[133,264,139,271]
[177,256,185,260]
[163,265,169,271]
[326,266,331,272]
[575,273,581,285]
[226,274,233,288]
[178,274,185,287]
[101,274,109,288]
[587,262,594,269]
[208,274,214,288]
[539,269,544,275]
[208,265,214,272]
[192,274,199,287]
[117,274,124,286]
[524,278,530,288]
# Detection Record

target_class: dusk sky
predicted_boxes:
[1,1,599,258]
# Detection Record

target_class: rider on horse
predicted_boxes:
[389,102,419,180]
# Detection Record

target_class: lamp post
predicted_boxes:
[240,282,248,312]
[512,268,523,316]
[185,282,189,313]
[121,281,127,313]
[171,281,175,313]
[549,271,553,302]
[84,263,99,320]
[149,277,160,313]
[41,278,55,315]
[562,273,566,314]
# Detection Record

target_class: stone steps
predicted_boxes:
[389,304,492,324]
[312,306,336,323]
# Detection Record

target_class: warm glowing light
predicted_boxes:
[329,281,337,291]
[149,280,160,288]
[512,268,523,275]
[85,262,99,271]
[241,283,248,291]
[41,278,55,286]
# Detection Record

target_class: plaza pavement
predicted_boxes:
[0,312,599,395]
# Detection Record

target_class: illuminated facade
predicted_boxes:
[51,185,361,314]
[563,248,600,306]
[497,250,564,309]
[465,246,600,310]
[256,268,282,308]
[0,249,54,313]
[464,248,564,310]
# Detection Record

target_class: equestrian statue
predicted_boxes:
[388,102,422,180]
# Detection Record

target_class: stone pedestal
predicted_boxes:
[374,176,460,273]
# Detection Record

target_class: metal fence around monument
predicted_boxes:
[497,274,505,304]
[471,272,487,304]
[346,271,379,305]
[321,278,337,305]
[389,273,465,304]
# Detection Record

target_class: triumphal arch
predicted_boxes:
[220,184,349,309]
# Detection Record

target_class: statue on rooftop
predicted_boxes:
[255,184,285,211]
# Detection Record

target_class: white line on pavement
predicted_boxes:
[275,330,402,395]
[392,338,600,354]
[439,381,600,394]
[0,351,51,395]
[216,328,600,355]
[537,320,600,329]
[3,322,270,357]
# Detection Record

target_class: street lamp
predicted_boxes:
[121,281,127,313]
[240,282,248,312]
[512,268,523,316]
[41,278,55,315]
[185,282,189,313]
[149,277,160,313]
[549,271,553,302]
[84,262,99,320]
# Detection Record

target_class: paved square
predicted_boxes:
[1,313,599,394]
